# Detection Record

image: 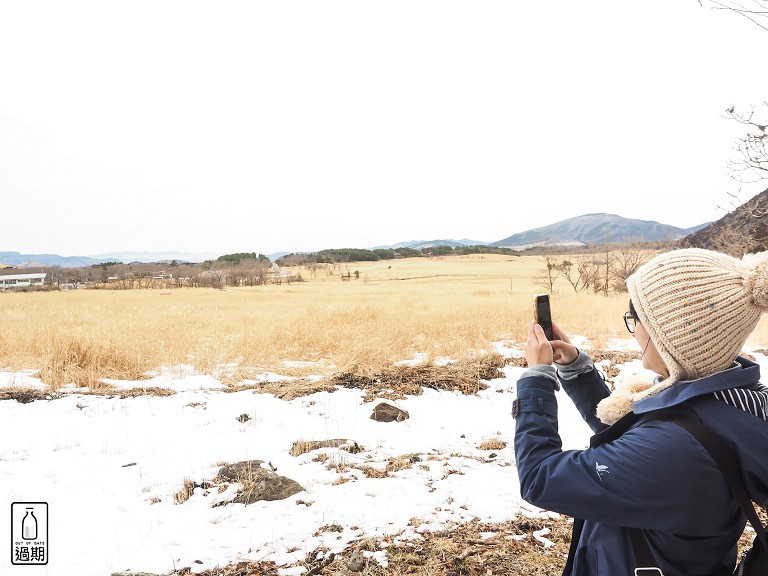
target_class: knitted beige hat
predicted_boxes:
[596,248,768,425]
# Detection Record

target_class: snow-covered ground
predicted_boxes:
[1,339,765,576]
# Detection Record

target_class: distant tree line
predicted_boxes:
[216,252,271,265]
[275,245,518,266]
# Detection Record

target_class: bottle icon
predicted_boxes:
[22,508,37,540]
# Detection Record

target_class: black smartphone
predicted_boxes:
[534,294,554,340]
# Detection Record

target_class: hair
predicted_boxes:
[628,299,638,321]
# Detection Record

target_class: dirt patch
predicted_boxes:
[505,355,529,368]
[224,376,338,400]
[110,387,176,398]
[478,438,507,451]
[331,355,504,402]
[289,439,362,457]
[291,509,763,576]
[0,388,61,403]
[146,508,765,576]
[293,516,573,576]
[589,350,641,365]
[158,561,280,576]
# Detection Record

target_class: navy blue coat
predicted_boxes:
[514,356,768,576]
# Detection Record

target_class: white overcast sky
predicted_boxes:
[1,1,766,257]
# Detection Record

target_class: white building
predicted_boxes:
[0,271,47,289]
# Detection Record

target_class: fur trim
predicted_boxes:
[596,373,655,425]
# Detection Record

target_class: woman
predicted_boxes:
[514,248,768,575]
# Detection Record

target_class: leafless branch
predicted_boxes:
[701,0,768,31]
[722,103,768,186]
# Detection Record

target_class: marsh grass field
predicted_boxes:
[2,253,768,576]
[1,253,767,391]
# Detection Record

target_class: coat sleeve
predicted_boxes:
[559,365,611,434]
[514,375,707,532]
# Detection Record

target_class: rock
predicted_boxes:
[236,413,251,423]
[347,549,366,572]
[370,402,409,422]
[216,460,304,504]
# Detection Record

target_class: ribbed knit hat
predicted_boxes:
[596,248,768,425]
[626,248,768,401]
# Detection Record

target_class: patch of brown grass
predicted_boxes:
[478,438,507,451]
[385,455,416,473]
[355,465,388,479]
[0,388,61,403]
[589,350,641,365]
[285,516,573,576]
[153,507,766,575]
[290,439,358,457]
[169,560,280,575]
[174,478,196,504]
[40,336,150,390]
[225,377,336,400]
[331,355,503,402]
[108,387,176,398]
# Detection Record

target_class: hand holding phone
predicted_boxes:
[533,294,554,341]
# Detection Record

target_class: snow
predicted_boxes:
[1,343,766,575]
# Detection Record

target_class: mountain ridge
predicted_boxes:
[1,214,711,268]
[679,188,768,255]
[490,213,708,249]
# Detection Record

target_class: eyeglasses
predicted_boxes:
[623,311,638,334]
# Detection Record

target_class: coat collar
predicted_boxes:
[632,356,762,415]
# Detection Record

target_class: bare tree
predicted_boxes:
[612,246,652,290]
[710,103,768,254]
[558,258,591,293]
[722,103,768,189]
[594,247,613,296]
[699,0,768,31]
[536,254,561,294]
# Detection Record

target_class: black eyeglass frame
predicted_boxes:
[623,311,637,334]
[624,300,640,334]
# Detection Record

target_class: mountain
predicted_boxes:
[679,187,768,256]
[374,239,489,250]
[490,213,708,249]
[0,250,222,268]
[0,252,112,268]
[90,251,221,264]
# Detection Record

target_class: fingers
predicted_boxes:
[551,340,578,365]
[525,321,554,366]
[551,320,571,344]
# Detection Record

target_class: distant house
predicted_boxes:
[0,269,47,290]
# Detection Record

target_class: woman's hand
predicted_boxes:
[525,321,553,366]
[551,321,578,366]
[525,320,579,367]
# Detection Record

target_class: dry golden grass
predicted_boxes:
[151,508,768,576]
[1,254,766,390]
[478,438,508,451]
[174,478,196,505]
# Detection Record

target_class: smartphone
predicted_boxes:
[534,294,554,340]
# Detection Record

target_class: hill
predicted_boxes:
[0,251,222,268]
[0,251,111,268]
[679,188,768,256]
[490,213,708,249]
[374,238,488,250]
[91,250,220,264]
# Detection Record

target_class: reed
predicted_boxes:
[0,254,765,390]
